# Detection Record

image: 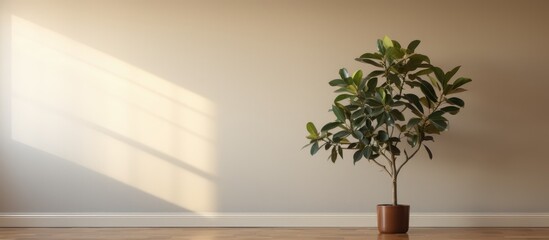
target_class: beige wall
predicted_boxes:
[1,0,549,214]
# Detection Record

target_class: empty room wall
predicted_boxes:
[1,0,549,226]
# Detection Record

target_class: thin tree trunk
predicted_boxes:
[392,179,398,206]
[391,155,398,206]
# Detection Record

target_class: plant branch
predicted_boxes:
[379,148,393,164]
[371,158,392,177]
[396,143,422,177]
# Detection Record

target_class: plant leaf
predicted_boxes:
[329,79,347,86]
[321,122,341,132]
[403,103,422,117]
[419,79,438,103]
[423,135,434,141]
[366,77,379,92]
[419,97,431,108]
[452,77,472,89]
[353,116,366,127]
[388,73,401,86]
[447,97,465,107]
[366,98,383,108]
[363,146,372,159]
[445,66,461,81]
[441,106,460,115]
[390,109,405,121]
[406,118,421,129]
[392,40,402,50]
[428,110,446,120]
[414,68,433,76]
[424,123,440,134]
[428,75,441,91]
[376,88,386,102]
[333,131,350,142]
[353,149,363,164]
[407,54,430,71]
[375,112,387,129]
[352,70,363,86]
[424,145,433,159]
[407,134,418,147]
[332,105,346,122]
[383,35,394,49]
[366,70,384,80]
[310,141,320,155]
[385,112,394,126]
[407,40,421,53]
[432,67,447,87]
[377,130,389,142]
[335,86,356,94]
[331,146,337,163]
[306,122,318,135]
[388,144,401,156]
[339,68,350,80]
[351,108,365,118]
[447,88,467,95]
[386,47,404,60]
[404,94,424,113]
[359,52,383,60]
[430,119,448,131]
[334,94,353,103]
[353,130,364,139]
[356,58,383,67]
[428,111,448,131]
[378,40,388,57]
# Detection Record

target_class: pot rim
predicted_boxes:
[377,204,410,207]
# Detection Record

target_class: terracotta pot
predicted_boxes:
[377,204,410,234]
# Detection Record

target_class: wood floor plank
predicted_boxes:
[0,228,549,240]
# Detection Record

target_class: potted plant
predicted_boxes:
[304,36,471,233]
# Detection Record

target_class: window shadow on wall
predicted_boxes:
[10,16,218,213]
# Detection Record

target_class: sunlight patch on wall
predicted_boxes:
[11,16,217,212]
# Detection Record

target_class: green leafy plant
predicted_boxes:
[305,36,471,206]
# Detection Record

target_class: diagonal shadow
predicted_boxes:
[10,15,219,212]
[0,141,189,212]
[13,94,214,182]
[11,16,213,119]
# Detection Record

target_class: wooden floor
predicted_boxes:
[0,228,549,240]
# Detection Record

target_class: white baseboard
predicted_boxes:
[0,213,548,227]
